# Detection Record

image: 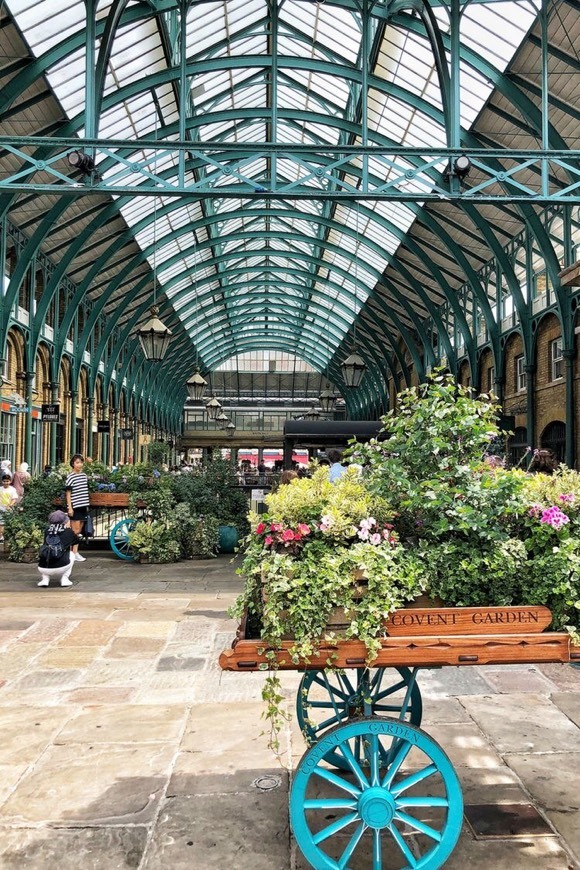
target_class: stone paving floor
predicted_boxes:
[0,550,578,869]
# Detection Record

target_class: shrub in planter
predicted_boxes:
[3,512,44,562]
[173,504,219,559]
[127,519,180,563]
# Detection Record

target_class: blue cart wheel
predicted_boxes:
[297,668,422,769]
[109,518,137,561]
[291,717,463,870]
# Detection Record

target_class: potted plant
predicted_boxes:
[127,519,180,563]
[3,512,44,563]
[231,467,427,748]
[173,503,219,559]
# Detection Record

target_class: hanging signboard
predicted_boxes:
[120,428,134,439]
[97,420,110,433]
[41,403,60,422]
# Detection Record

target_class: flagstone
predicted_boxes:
[115,621,175,638]
[0,826,148,869]
[0,643,45,678]
[0,764,29,806]
[0,707,73,765]
[460,694,580,753]
[38,647,98,668]
[141,792,290,870]
[18,619,72,643]
[57,704,188,744]
[12,670,83,691]
[57,620,119,646]
[82,660,157,686]
[103,637,165,659]
[64,687,137,704]
[1,743,175,823]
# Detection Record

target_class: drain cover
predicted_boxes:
[464,803,554,838]
[252,775,282,791]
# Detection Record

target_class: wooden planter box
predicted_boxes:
[89,493,130,508]
[221,604,575,671]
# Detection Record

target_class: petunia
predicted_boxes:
[255,522,266,535]
[282,529,295,541]
[297,523,311,536]
[264,536,274,546]
[370,533,382,545]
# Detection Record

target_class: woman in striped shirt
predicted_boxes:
[65,454,90,563]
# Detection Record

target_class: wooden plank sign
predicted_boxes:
[385,605,552,637]
[220,631,571,672]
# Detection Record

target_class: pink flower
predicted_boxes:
[559,493,575,505]
[270,522,283,532]
[540,506,570,530]
[282,529,295,541]
[297,523,311,536]
[255,522,266,535]
[370,533,382,546]
[264,535,273,546]
[293,532,302,541]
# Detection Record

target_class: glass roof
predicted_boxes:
[7,0,537,371]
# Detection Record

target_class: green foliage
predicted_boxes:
[147,441,169,467]
[173,503,219,559]
[231,375,580,751]
[9,475,65,526]
[3,511,44,562]
[171,460,249,532]
[127,519,180,563]
[129,478,175,521]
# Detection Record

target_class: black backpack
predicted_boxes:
[39,532,64,566]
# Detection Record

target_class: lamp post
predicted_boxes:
[215,411,229,430]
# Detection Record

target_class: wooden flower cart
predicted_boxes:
[220,603,580,870]
[87,493,143,560]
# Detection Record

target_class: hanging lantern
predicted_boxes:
[305,406,321,420]
[186,368,207,401]
[341,348,366,388]
[205,396,221,420]
[318,384,337,414]
[136,306,172,361]
[215,411,229,429]
[226,421,236,437]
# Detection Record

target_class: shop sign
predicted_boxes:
[41,403,60,422]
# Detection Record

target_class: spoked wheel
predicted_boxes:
[290,717,463,870]
[297,668,422,769]
[109,518,137,561]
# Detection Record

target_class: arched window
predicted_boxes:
[540,421,566,464]
[509,426,528,467]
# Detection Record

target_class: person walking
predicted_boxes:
[37,510,80,587]
[0,473,18,542]
[11,461,31,502]
[65,454,90,562]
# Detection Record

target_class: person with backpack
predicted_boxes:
[37,509,80,588]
